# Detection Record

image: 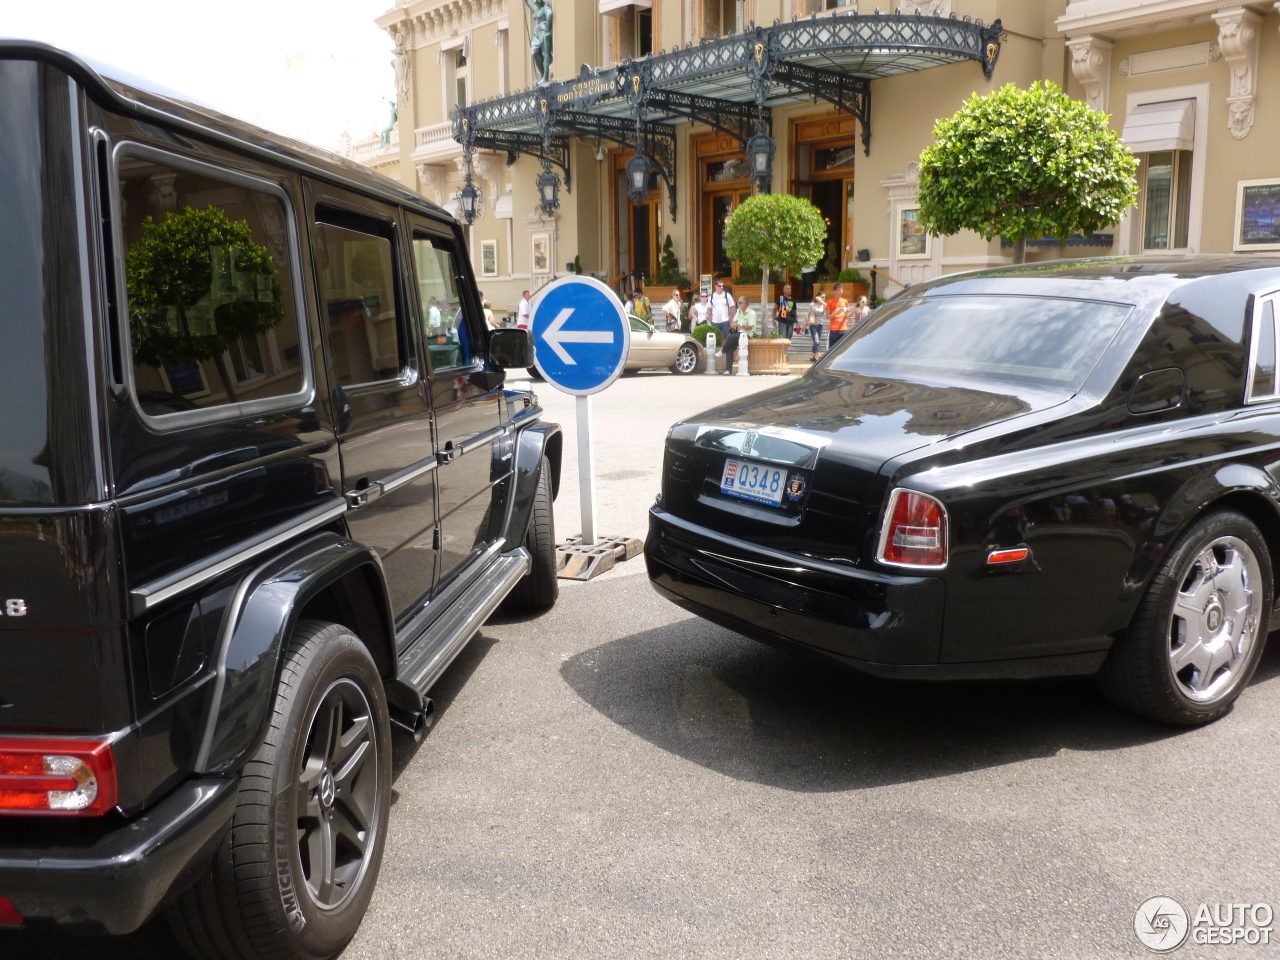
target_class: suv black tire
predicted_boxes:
[1097,509,1272,726]
[168,621,392,960]
[502,457,558,612]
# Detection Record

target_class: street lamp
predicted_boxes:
[536,166,560,216]
[625,150,650,204]
[746,127,775,191]
[457,175,481,225]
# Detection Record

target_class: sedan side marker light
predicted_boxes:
[987,547,1030,565]
[0,897,23,927]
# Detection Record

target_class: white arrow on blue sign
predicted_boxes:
[530,276,630,396]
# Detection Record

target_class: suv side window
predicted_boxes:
[412,234,475,374]
[315,208,407,385]
[1247,296,1278,403]
[116,148,306,418]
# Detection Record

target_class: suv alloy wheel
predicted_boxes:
[168,621,392,960]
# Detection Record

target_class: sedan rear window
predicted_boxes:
[824,295,1132,392]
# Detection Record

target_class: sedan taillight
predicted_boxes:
[877,489,948,569]
[0,738,118,815]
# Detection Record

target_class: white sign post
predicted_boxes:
[576,394,597,544]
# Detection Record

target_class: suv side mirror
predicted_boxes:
[488,328,533,369]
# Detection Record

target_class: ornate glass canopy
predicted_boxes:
[453,10,1005,220]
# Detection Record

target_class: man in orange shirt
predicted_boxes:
[826,283,850,350]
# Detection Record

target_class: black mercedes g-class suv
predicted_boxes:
[0,41,561,959]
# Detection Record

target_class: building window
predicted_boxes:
[454,48,469,108]
[1141,150,1192,251]
[637,8,653,57]
[608,5,654,62]
[701,0,747,39]
[497,27,509,95]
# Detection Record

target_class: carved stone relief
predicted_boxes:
[1213,7,1262,139]
[1067,35,1113,114]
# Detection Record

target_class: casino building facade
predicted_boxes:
[357,0,1280,316]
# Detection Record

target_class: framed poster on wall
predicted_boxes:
[896,204,930,259]
[531,232,551,274]
[1234,179,1280,252]
[480,239,498,277]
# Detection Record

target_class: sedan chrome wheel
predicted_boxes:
[1167,535,1262,704]
[297,678,380,910]
[674,343,699,374]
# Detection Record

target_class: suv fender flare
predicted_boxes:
[193,532,394,775]
[502,423,562,550]
[1122,462,1280,603]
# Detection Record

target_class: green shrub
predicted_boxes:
[692,323,721,347]
[836,268,866,284]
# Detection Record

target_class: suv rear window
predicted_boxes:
[116,149,306,417]
[825,294,1131,391]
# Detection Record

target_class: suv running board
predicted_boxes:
[390,548,531,700]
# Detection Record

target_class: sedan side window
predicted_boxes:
[1247,297,1278,402]
[629,316,649,334]
[412,234,475,374]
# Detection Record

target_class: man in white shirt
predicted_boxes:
[517,290,532,330]
[709,278,734,340]
[427,298,442,332]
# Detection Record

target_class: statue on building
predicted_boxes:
[379,101,397,149]
[524,0,553,85]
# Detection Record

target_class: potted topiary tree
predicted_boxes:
[723,194,825,373]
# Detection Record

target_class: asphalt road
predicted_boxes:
[7,369,1280,960]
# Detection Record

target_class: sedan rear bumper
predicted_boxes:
[646,507,1108,680]
[646,505,945,666]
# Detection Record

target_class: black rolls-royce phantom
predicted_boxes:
[646,256,1280,726]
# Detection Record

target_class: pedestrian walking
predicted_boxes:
[775,283,797,339]
[851,295,872,330]
[661,289,683,331]
[691,291,711,330]
[634,285,652,323]
[517,289,532,330]
[807,287,826,362]
[709,277,734,342]
[623,290,636,316]
[826,282,850,351]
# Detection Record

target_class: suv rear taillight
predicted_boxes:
[0,738,118,815]
[876,489,948,569]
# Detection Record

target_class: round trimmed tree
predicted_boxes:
[127,205,284,400]
[723,193,826,335]
[916,80,1138,263]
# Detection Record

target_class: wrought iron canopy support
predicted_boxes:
[558,110,678,220]
[770,62,872,156]
[470,131,572,189]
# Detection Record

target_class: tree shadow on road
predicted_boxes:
[560,617,1280,792]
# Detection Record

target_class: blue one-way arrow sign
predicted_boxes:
[530,276,630,396]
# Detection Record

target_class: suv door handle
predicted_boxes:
[345,479,383,509]
[437,443,457,466]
